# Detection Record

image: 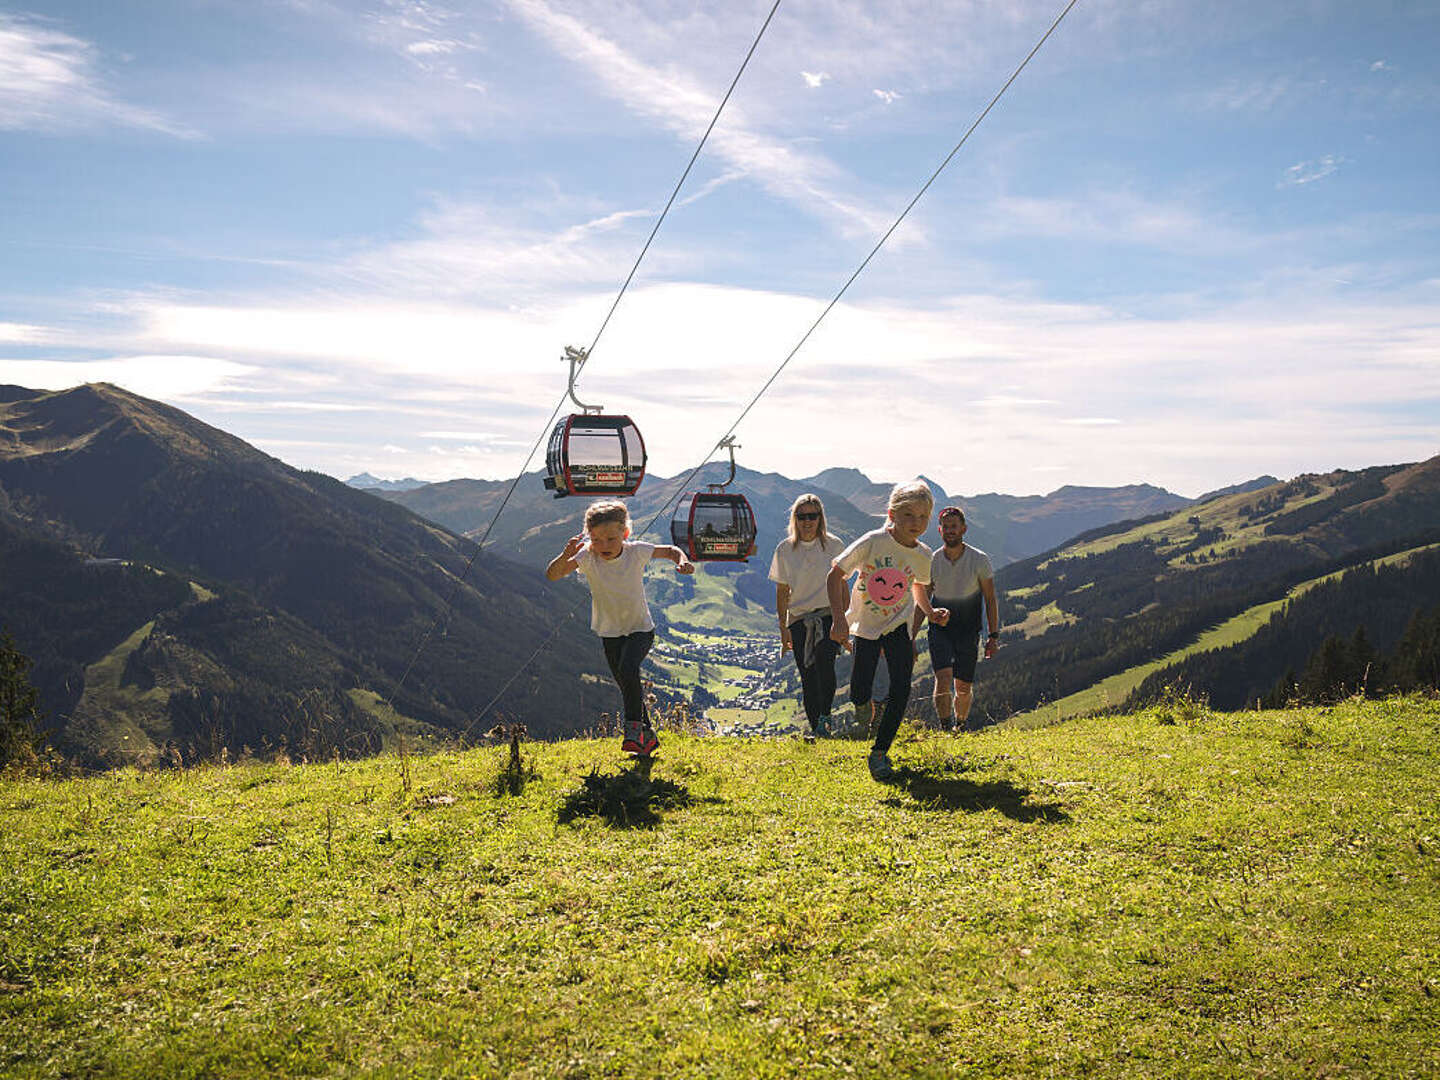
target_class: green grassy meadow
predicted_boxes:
[3,697,1438,1078]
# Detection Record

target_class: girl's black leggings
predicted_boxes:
[850,623,914,753]
[602,630,655,724]
[788,614,839,724]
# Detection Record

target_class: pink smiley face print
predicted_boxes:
[866,567,908,606]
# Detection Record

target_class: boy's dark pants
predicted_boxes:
[850,623,914,753]
[602,630,655,725]
[788,614,839,724]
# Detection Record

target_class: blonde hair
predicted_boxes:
[584,499,631,533]
[888,480,934,513]
[786,493,831,550]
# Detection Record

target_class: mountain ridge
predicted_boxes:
[0,383,608,764]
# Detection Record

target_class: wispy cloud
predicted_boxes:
[503,0,894,238]
[1279,155,1344,188]
[800,71,828,89]
[872,89,901,105]
[1193,76,1298,113]
[0,14,196,135]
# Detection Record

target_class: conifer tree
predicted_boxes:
[1388,606,1440,692]
[0,629,43,766]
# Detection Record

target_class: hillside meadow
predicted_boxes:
[3,698,1438,1078]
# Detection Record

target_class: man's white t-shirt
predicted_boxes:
[768,533,843,621]
[833,528,932,640]
[575,541,656,637]
[929,544,994,602]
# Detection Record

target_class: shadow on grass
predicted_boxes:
[882,765,1070,823]
[557,757,702,829]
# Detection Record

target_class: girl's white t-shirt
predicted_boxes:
[574,541,656,637]
[833,528,932,640]
[768,533,842,621]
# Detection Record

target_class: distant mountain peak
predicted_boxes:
[347,473,428,492]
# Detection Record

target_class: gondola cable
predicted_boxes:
[383,0,785,715]
[461,0,1084,733]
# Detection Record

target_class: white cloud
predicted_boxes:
[873,89,901,105]
[0,15,196,135]
[0,355,254,399]
[1279,155,1344,188]
[1370,60,1392,72]
[0,322,54,344]
[85,276,1439,496]
[801,71,829,89]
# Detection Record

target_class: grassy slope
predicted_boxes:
[1007,542,1440,727]
[3,697,1439,1078]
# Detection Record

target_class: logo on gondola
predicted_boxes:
[708,542,739,554]
[584,470,627,483]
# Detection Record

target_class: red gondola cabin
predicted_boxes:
[671,491,757,562]
[543,413,647,498]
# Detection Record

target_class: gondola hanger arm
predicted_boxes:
[562,345,603,415]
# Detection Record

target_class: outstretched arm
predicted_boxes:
[652,544,695,575]
[546,534,586,581]
[912,581,948,626]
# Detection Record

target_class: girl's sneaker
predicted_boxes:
[814,714,832,737]
[867,749,894,780]
[622,721,660,756]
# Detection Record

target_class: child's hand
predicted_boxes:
[829,621,851,653]
[676,558,694,575]
[930,606,950,627]
[562,534,586,558]
[780,629,793,656]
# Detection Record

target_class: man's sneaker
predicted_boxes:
[867,749,894,781]
[814,714,831,738]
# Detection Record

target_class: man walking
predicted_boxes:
[915,507,999,730]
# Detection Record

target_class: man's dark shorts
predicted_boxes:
[928,593,983,683]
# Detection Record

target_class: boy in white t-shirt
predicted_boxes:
[546,500,694,756]
[827,481,949,780]
[769,494,844,738]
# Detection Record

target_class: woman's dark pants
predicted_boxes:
[788,614,839,725]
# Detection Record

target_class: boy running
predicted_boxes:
[828,481,947,780]
[546,500,693,756]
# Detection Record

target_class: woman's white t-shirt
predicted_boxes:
[575,541,656,637]
[768,533,842,621]
[833,528,932,640]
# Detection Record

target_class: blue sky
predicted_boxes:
[1,0,1437,498]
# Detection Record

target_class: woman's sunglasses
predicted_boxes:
[795,512,821,521]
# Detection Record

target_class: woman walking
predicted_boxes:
[769,494,843,737]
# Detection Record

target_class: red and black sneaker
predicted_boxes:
[621,721,659,756]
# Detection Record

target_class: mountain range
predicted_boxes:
[5,382,1434,764]
[359,464,1197,572]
